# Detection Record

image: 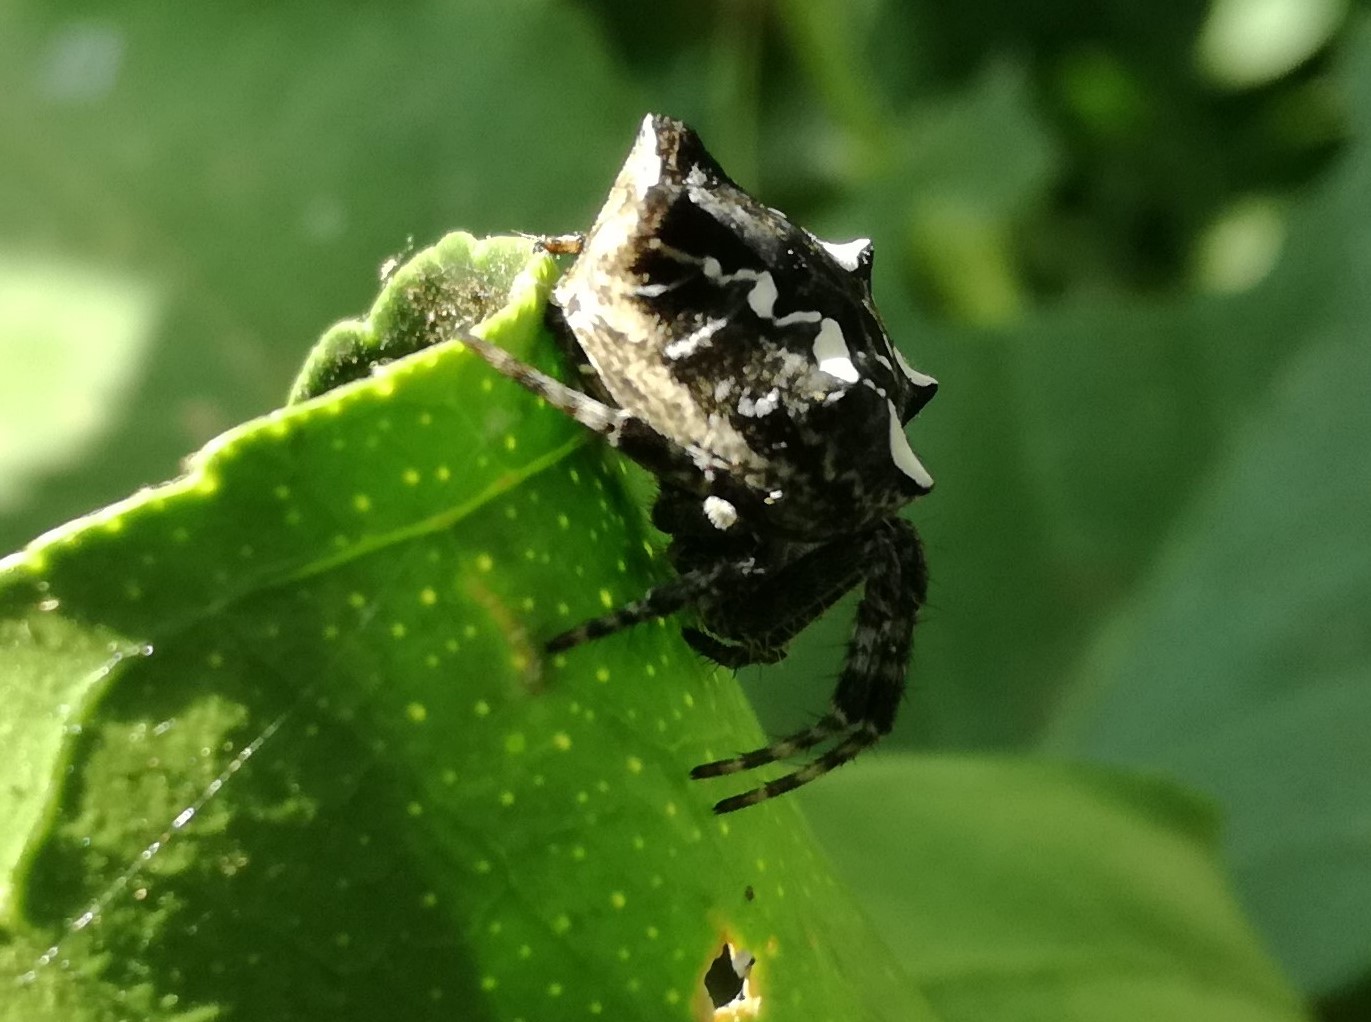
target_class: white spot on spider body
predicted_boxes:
[703,496,738,531]
[858,377,888,400]
[736,387,780,418]
[625,115,664,200]
[813,318,860,383]
[699,259,785,322]
[664,318,726,360]
[774,308,822,327]
[892,345,938,389]
[821,237,872,273]
[744,271,778,319]
[886,399,933,488]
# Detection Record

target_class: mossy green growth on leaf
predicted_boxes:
[0,233,931,1022]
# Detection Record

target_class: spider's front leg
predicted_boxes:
[694,517,928,813]
[543,556,759,653]
[455,327,725,493]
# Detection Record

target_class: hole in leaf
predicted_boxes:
[704,941,759,1017]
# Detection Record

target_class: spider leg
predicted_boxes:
[669,521,872,707]
[709,725,881,814]
[543,300,615,404]
[457,329,726,492]
[546,558,757,654]
[696,519,928,813]
[688,530,879,775]
[692,711,849,779]
[674,528,869,673]
[681,627,786,669]
[685,528,877,771]
[456,329,625,438]
[701,536,871,653]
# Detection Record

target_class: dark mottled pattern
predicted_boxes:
[554,114,937,539]
[462,115,937,812]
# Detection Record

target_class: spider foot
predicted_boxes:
[690,712,847,778]
[698,721,881,814]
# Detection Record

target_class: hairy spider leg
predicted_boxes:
[697,519,927,813]
[845,518,927,737]
[680,628,787,669]
[456,329,729,493]
[692,707,848,775]
[543,302,619,408]
[677,532,875,750]
[710,727,881,815]
[545,558,756,653]
[688,527,872,658]
[645,482,871,671]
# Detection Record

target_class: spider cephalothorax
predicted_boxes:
[461,114,936,813]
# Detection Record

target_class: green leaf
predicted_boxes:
[1043,26,1371,995]
[0,234,930,1021]
[804,755,1310,1022]
[1043,326,1371,994]
[0,3,645,554]
[0,256,162,517]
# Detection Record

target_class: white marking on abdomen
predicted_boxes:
[821,237,872,273]
[625,115,663,200]
[813,319,860,383]
[701,258,782,320]
[737,387,780,417]
[663,318,726,360]
[886,400,933,488]
[746,272,778,319]
[892,345,937,389]
[699,259,866,393]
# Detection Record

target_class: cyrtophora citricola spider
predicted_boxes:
[460,114,937,813]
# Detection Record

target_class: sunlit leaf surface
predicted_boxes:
[0,235,929,1022]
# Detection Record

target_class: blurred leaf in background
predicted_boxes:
[0,2,642,551]
[2,0,1369,1018]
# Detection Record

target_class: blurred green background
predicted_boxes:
[2,0,1367,1017]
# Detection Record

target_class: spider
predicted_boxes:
[459,114,936,813]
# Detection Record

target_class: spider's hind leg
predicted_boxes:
[696,518,928,814]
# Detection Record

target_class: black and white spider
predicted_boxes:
[461,114,936,813]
